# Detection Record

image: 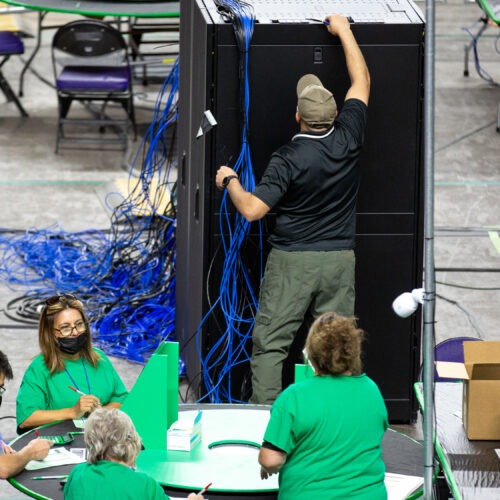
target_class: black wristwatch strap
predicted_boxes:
[222,175,239,188]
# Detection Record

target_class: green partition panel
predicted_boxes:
[122,341,179,449]
[161,341,179,428]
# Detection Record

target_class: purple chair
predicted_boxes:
[433,336,482,382]
[51,20,136,152]
[0,31,28,117]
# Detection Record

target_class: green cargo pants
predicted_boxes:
[249,248,355,404]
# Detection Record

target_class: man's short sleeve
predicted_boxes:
[252,151,292,210]
[335,98,368,147]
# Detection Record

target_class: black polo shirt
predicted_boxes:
[253,98,368,251]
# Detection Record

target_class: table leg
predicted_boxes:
[19,10,47,97]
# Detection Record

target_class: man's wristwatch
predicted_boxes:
[222,175,239,189]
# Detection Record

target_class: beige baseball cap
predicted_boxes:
[296,74,337,128]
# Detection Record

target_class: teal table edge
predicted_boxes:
[7,478,52,500]
[7,421,71,500]
[413,382,463,500]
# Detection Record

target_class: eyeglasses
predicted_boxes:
[0,385,6,395]
[54,320,86,337]
[45,294,78,306]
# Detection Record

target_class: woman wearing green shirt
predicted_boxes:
[64,408,204,500]
[16,294,128,432]
[259,312,389,500]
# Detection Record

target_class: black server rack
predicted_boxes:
[178,0,425,422]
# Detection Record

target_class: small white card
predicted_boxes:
[72,418,86,429]
[70,448,87,460]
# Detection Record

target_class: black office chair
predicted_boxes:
[51,20,137,153]
[0,30,28,117]
[126,16,180,85]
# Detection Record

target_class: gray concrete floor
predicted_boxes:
[1,1,500,497]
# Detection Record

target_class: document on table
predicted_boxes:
[25,447,85,470]
[72,418,86,428]
[385,472,424,500]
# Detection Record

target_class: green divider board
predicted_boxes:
[161,340,179,429]
[122,341,179,449]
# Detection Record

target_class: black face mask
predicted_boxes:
[57,332,88,355]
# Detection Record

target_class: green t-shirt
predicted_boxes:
[16,348,128,426]
[263,374,389,500]
[64,460,168,500]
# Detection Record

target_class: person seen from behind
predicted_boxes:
[64,408,204,500]
[258,312,388,499]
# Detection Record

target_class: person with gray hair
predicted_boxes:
[258,313,388,499]
[64,408,204,500]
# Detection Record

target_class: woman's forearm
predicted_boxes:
[19,408,77,429]
[103,401,121,409]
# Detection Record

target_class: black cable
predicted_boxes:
[436,293,485,339]
[436,280,500,291]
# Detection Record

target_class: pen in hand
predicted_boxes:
[68,385,85,396]
[306,16,354,25]
[68,385,102,406]
[32,475,69,480]
[306,17,330,25]
[198,482,212,495]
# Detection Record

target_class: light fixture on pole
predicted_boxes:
[392,288,425,319]
[392,0,439,494]
[392,280,435,500]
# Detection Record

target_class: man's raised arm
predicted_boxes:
[325,14,370,105]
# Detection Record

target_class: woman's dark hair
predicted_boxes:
[0,350,13,380]
[305,312,364,375]
[39,295,99,374]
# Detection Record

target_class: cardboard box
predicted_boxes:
[436,341,500,440]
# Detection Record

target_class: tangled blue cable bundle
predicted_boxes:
[0,60,180,367]
[194,0,263,403]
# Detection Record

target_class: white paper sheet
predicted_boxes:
[385,472,424,500]
[25,447,85,470]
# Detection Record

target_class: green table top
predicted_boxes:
[137,407,278,493]
[1,0,179,18]
[6,405,425,499]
